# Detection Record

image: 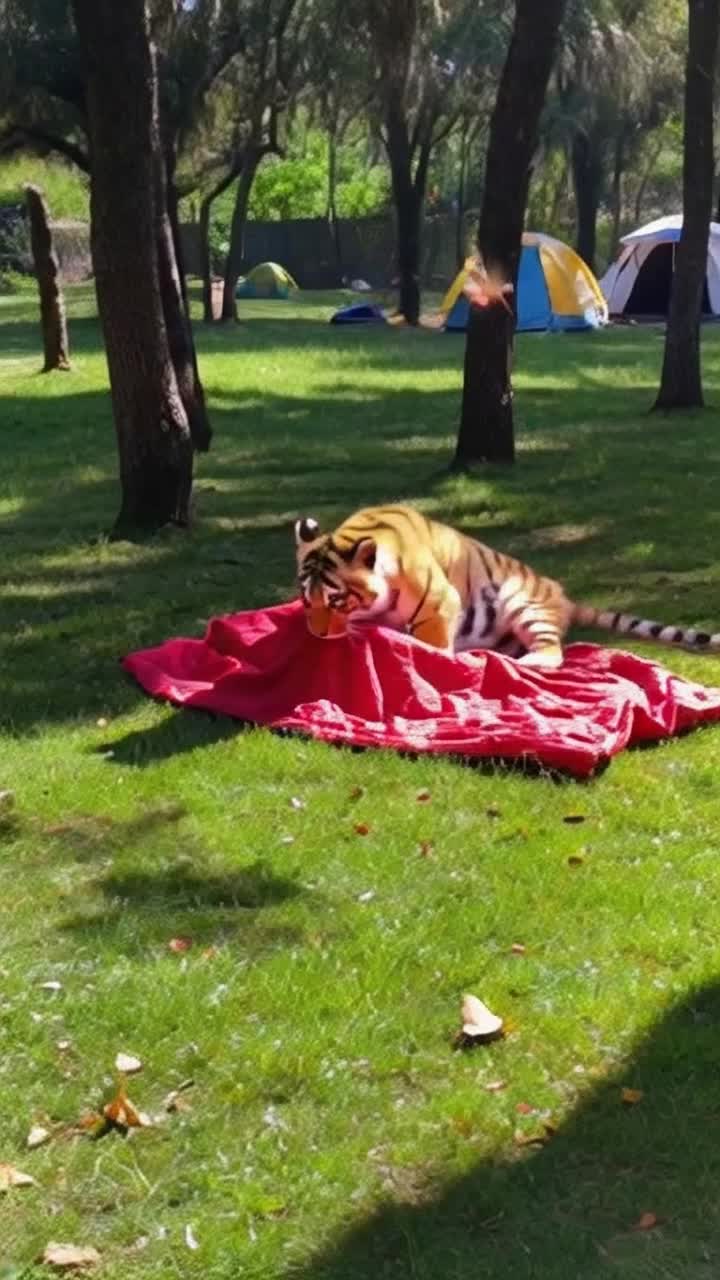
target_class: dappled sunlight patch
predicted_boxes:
[529,521,606,549]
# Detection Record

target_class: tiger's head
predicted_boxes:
[294,516,396,638]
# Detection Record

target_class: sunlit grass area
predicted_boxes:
[2,284,720,1278]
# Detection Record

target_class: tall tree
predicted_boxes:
[452,0,567,468]
[364,0,503,325]
[654,0,720,409]
[24,183,70,372]
[71,0,194,535]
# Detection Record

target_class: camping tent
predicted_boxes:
[443,233,608,333]
[236,262,298,299]
[599,216,720,317]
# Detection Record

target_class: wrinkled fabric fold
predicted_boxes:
[122,600,720,777]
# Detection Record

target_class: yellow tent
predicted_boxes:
[236,262,299,299]
[441,233,608,332]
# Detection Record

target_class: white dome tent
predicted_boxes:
[600,215,720,317]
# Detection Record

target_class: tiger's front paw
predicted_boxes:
[517,649,564,670]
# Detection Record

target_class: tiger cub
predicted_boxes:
[295,503,720,668]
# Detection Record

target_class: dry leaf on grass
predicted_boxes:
[349,786,364,800]
[486,806,501,819]
[416,789,431,803]
[26,1125,51,1149]
[456,994,504,1047]
[567,855,585,868]
[39,981,63,992]
[632,1211,660,1232]
[621,1087,644,1105]
[419,840,434,857]
[562,814,586,825]
[510,942,526,955]
[354,822,370,836]
[41,1242,100,1270]
[184,1224,200,1251]
[114,1052,142,1075]
[102,1084,151,1132]
[483,1080,507,1093]
[168,937,192,953]
[0,1162,36,1190]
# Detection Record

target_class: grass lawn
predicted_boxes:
[3,282,720,1279]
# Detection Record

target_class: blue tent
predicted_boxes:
[445,234,607,333]
[330,303,386,325]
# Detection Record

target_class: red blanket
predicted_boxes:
[122,601,720,777]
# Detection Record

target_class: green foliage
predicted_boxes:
[3,282,720,1278]
[0,155,89,220]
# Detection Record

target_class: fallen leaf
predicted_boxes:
[164,1079,194,1113]
[278,835,295,845]
[514,1128,553,1148]
[26,1125,51,1150]
[39,981,63,992]
[0,789,15,809]
[567,855,585,868]
[486,805,501,819]
[354,822,370,835]
[457,994,504,1047]
[115,1052,142,1075]
[168,937,192,953]
[95,718,108,729]
[416,789,431,803]
[483,1080,507,1093]
[184,1225,199,1251]
[290,796,305,810]
[621,1087,644,1106]
[419,840,434,857]
[510,943,526,955]
[40,1242,100,1270]
[103,1084,151,1131]
[201,946,218,960]
[562,814,586,825]
[0,1163,36,1190]
[56,1039,71,1052]
[515,1101,534,1115]
[632,1211,660,1232]
[349,786,364,800]
[357,889,375,903]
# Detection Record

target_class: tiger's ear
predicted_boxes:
[295,516,321,545]
[355,537,377,570]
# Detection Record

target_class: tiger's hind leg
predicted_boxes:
[497,575,569,669]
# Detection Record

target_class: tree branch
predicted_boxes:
[0,124,90,172]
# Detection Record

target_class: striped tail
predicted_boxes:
[572,603,720,653]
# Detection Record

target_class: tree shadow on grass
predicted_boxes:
[288,980,720,1280]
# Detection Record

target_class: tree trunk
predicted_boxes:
[571,131,600,272]
[609,134,625,259]
[453,0,567,468]
[198,167,240,322]
[221,145,265,321]
[385,102,423,324]
[455,119,469,270]
[159,158,212,451]
[72,0,194,537]
[327,124,343,282]
[24,184,70,372]
[654,0,720,410]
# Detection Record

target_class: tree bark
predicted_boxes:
[72,0,194,537]
[385,101,424,324]
[654,0,720,410]
[221,145,266,321]
[159,156,212,451]
[571,131,601,272]
[453,0,567,469]
[609,134,625,260]
[327,122,343,281]
[199,166,240,322]
[24,184,70,372]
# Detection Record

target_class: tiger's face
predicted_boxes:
[294,516,396,638]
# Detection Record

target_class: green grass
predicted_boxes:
[0,155,90,220]
[2,285,720,1279]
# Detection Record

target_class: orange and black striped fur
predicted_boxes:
[295,503,720,668]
